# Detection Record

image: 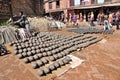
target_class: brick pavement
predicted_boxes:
[0,29,120,80]
[0,55,38,80]
[55,31,120,80]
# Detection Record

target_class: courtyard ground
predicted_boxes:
[0,27,120,80]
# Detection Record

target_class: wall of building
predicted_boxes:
[11,0,44,16]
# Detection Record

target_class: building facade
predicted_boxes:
[44,0,120,21]
[0,0,44,22]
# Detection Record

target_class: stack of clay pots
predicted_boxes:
[0,44,10,56]
[9,32,102,76]
[68,27,114,34]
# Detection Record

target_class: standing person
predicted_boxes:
[12,11,31,37]
[72,13,77,25]
[61,13,65,23]
[104,15,111,31]
[90,12,94,27]
[69,13,72,23]
[80,13,83,22]
[100,13,104,25]
[88,12,91,23]
[112,12,116,26]
[97,13,101,25]
[109,12,113,27]
[115,11,120,30]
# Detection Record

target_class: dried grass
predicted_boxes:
[28,17,50,32]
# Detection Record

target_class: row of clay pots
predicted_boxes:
[68,28,114,34]
[31,58,49,69]
[37,56,72,76]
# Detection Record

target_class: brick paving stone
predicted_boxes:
[55,30,120,80]
[0,28,120,80]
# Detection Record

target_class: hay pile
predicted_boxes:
[28,17,66,32]
[28,17,49,32]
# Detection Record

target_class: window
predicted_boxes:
[91,0,97,4]
[49,2,52,9]
[80,0,85,5]
[56,0,60,8]
[70,0,74,6]
[97,0,104,3]
[74,0,80,6]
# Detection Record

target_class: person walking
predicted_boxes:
[103,15,111,31]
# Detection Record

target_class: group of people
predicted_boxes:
[97,11,120,30]
[9,11,119,40]
[68,11,120,31]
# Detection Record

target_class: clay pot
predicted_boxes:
[23,58,29,63]
[53,55,58,60]
[37,70,44,76]
[60,52,66,56]
[36,49,40,53]
[43,52,48,57]
[27,52,32,56]
[37,54,43,58]
[53,62,60,68]
[36,60,43,67]
[31,62,38,69]
[49,56,56,61]
[27,48,31,51]
[18,49,23,53]
[33,55,39,60]
[57,53,63,58]
[17,54,23,59]
[28,56,34,62]
[47,52,52,56]
[41,58,48,64]
[43,67,50,74]
[31,47,35,50]
[23,48,27,52]
[45,48,49,52]
[22,52,27,57]
[40,48,44,52]
[49,64,56,71]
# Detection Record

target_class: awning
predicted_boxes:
[46,8,64,13]
[102,3,120,7]
[74,5,101,9]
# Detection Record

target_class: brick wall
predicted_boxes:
[11,0,44,16]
